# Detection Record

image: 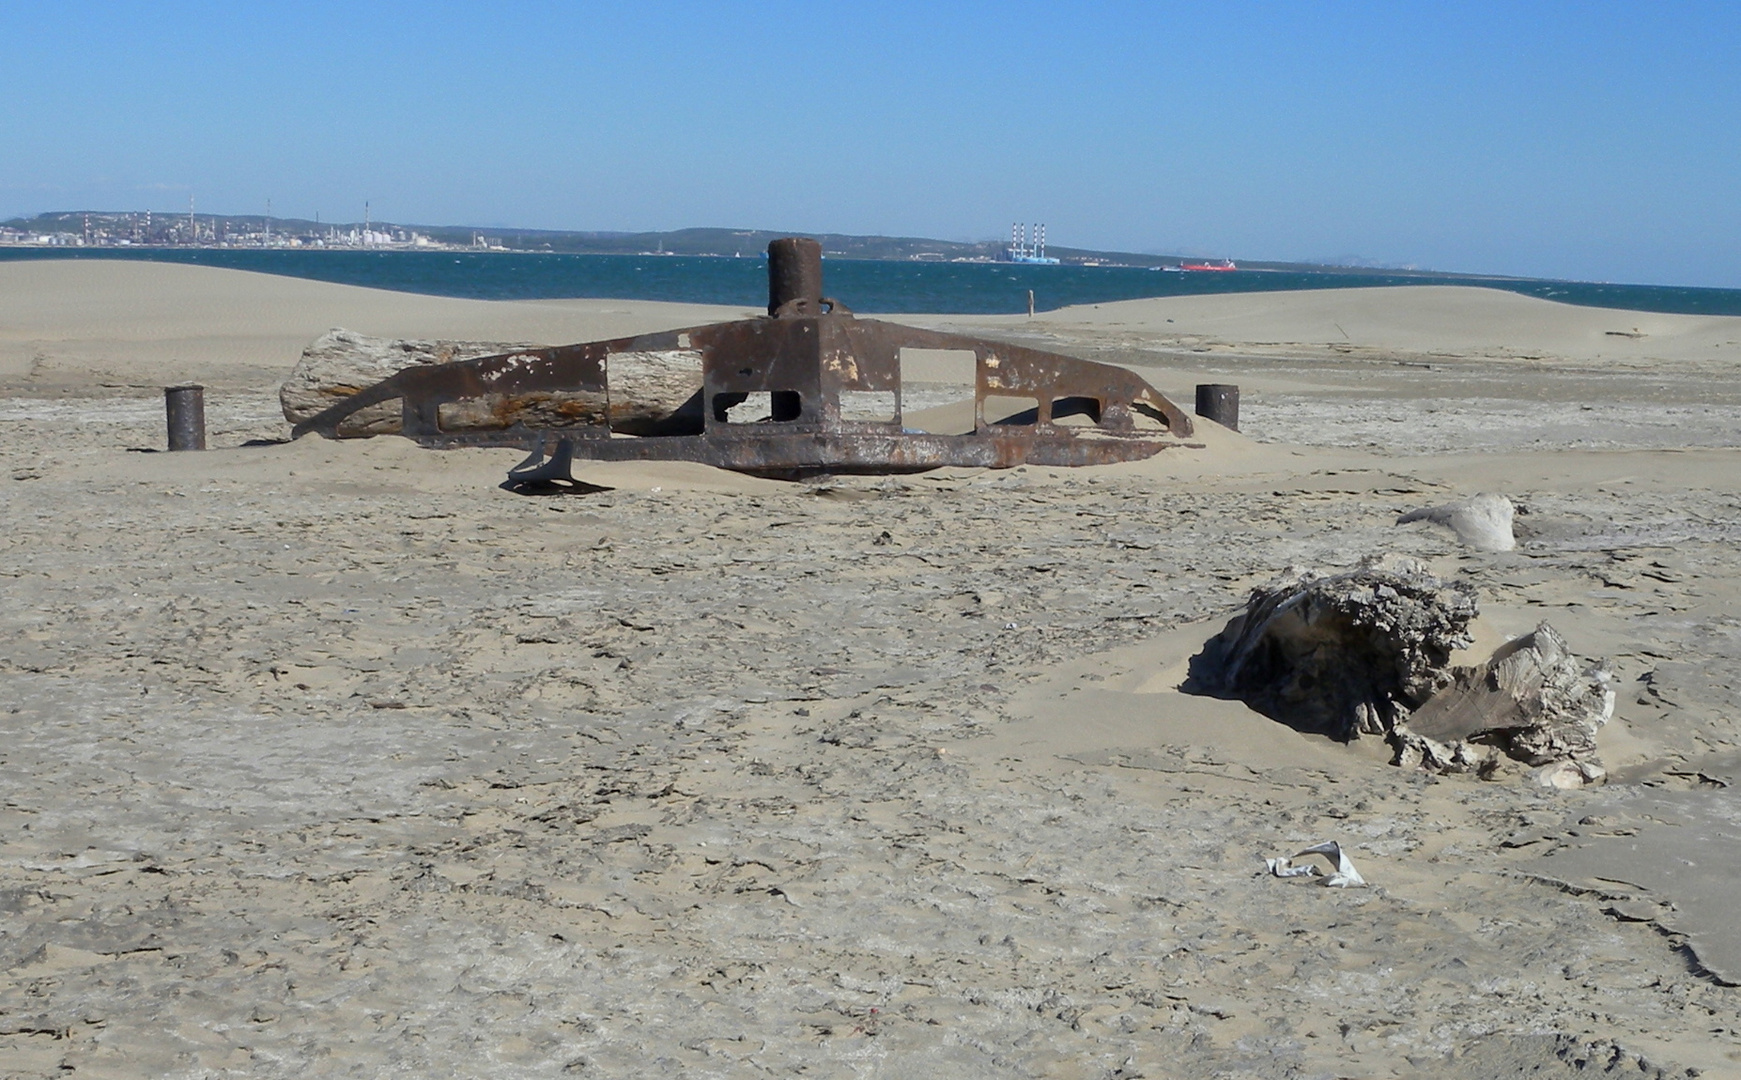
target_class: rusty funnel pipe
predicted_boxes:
[767,237,824,316]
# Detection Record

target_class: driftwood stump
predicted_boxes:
[1188,556,1612,783]
[1396,623,1614,784]
[1188,558,1478,741]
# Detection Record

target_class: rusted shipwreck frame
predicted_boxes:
[293,238,1197,480]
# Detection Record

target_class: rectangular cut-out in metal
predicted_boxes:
[293,239,1197,478]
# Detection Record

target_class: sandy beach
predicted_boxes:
[5,260,1741,1077]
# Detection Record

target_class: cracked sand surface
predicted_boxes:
[4,267,1741,1076]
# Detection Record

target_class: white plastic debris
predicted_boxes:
[1265,841,1367,888]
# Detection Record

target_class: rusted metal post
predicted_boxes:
[165,384,207,450]
[767,237,823,316]
[1195,383,1238,431]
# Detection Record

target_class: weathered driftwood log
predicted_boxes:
[280,330,533,437]
[1187,557,1478,741]
[1188,556,1613,782]
[279,329,705,438]
[602,349,706,437]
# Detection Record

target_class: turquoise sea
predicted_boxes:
[4,247,1739,317]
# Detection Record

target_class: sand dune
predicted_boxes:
[0,260,750,388]
[936,284,1741,368]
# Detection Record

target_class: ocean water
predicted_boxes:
[4,247,1739,317]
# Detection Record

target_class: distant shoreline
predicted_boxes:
[0,242,1524,279]
[0,211,1501,277]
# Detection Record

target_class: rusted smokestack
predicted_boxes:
[767,237,823,316]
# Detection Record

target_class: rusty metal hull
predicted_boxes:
[292,248,1195,477]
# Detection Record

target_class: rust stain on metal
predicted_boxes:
[293,238,1198,482]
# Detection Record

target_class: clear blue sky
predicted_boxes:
[4,1,1738,286]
